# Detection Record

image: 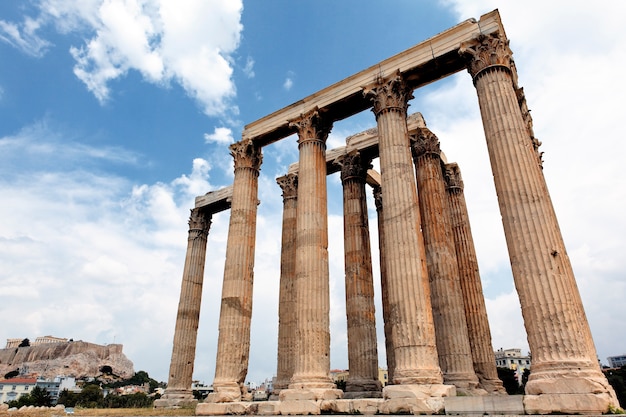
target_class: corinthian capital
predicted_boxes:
[444,163,464,192]
[339,151,369,183]
[411,128,441,158]
[276,173,298,200]
[188,208,211,239]
[289,107,332,147]
[459,32,513,81]
[229,139,263,172]
[363,70,413,118]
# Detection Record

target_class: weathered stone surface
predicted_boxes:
[256,401,280,415]
[196,401,260,416]
[383,383,456,400]
[444,395,524,414]
[0,341,133,379]
[288,109,334,390]
[461,29,618,409]
[279,388,342,401]
[212,139,262,400]
[524,392,615,414]
[158,209,211,406]
[278,399,320,415]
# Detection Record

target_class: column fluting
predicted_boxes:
[340,151,382,394]
[288,108,336,390]
[212,139,262,402]
[363,71,443,385]
[373,186,394,385]
[274,173,298,394]
[156,208,211,407]
[444,163,505,394]
[460,32,618,410]
[411,129,481,393]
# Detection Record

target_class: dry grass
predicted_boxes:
[0,406,196,417]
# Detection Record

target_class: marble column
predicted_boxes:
[284,108,341,400]
[155,208,211,408]
[444,163,505,394]
[410,129,482,395]
[340,151,382,396]
[210,139,262,402]
[373,186,394,385]
[460,33,618,413]
[364,71,450,401]
[274,173,298,395]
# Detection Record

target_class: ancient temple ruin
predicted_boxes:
[155,10,619,415]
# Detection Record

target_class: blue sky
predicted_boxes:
[1,1,626,385]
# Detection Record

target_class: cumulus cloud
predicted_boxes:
[204,126,234,145]
[0,0,243,116]
[0,121,220,379]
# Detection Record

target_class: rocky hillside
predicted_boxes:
[0,341,134,380]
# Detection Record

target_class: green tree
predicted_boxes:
[57,389,79,407]
[77,384,104,408]
[497,367,521,395]
[604,367,626,408]
[29,386,52,407]
[18,338,30,347]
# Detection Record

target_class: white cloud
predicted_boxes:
[243,56,255,78]
[2,0,243,117]
[425,0,626,363]
[0,16,51,57]
[0,122,221,381]
[283,77,293,91]
[204,127,234,145]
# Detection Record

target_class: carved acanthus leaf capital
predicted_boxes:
[276,173,298,200]
[444,163,464,192]
[289,107,332,147]
[363,70,413,118]
[339,151,370,183]
[372,186,383,212]
[459,32,513,81]
[229,139,263,172]
[188,208,211,239]
[411,128,441,159]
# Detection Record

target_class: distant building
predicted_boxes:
[0,377,37,403]
[494,348,531,384]
[5,336,68,349]
[608,355,626,368]
[0,376,76,404]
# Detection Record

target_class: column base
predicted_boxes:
[381,383,456,414]
[523,368,620,414]
[345,378,382,395]
[279,387,343,401]
[442,372,486,396]
[206,383,249,403]
[153,389,198,409]
[524,392,620,414]
[476,375,507,394]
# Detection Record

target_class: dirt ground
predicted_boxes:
[0,407,195,417]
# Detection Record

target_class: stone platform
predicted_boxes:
[195,395,619,415]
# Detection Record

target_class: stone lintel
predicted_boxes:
[287,112,426,176]
[242,11,503,146]
[195,185,233,211]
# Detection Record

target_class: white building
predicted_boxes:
[608,354,626,368]
[494,348,531,384]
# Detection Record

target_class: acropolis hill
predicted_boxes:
[1,336,134,380]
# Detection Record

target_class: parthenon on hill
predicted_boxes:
[154,9,620,415]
